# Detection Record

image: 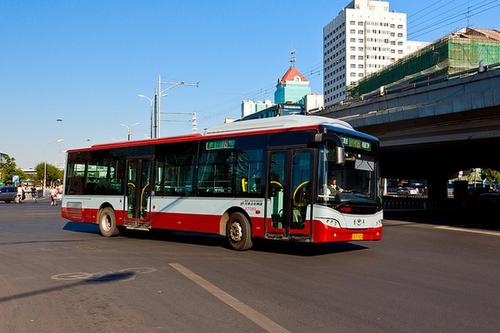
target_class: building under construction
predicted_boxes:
[347,27,500,98]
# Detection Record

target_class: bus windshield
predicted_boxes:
[317,140,380,206]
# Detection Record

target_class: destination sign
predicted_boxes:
[340,135,372,151]
[206,139,235,150]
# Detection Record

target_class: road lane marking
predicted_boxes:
[169,263,290,333]
[435,226,500,237]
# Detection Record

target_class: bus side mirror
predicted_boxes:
[336,147,345,165]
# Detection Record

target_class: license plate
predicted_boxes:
[351,233,364,240]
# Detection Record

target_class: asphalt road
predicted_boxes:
[0,200,499,333]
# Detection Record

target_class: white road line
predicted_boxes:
[435,226,500,237]
[169,263,290,333]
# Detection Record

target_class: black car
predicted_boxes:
[0,186,17,203]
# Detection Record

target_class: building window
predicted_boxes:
[358,73,364,77]
[398,50,403,54]
[350,38,355,42]
[398,41,403,45]
[350,20,355,25]
[350,64,356,68]
[358,47,364,51]
[350,55,356,59]
[397,24,403,29]
[358,39,363,43]
[358,21,364,26]
[350,72,356,77]
[398,33,403,37]
[358,55,363,60]
[358,30,364,34]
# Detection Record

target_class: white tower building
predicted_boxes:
[323,0,407,107]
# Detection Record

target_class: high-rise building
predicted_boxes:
[323,0,407,107]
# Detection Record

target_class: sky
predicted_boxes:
[1,0,498,168]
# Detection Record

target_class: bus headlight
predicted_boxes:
[375,219,383,226]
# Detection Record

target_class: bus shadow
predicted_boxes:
[251,239,367,256]
[63,223,367,256]
[129,230,367,256]
[63,222,100,234]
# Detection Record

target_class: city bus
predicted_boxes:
[62,115,383,250]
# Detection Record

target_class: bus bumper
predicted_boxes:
[312,221,383,243]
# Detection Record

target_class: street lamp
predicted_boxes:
[120,123,140,141]
[43,138,64,196]
[137,94,153,139]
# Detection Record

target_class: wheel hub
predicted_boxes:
[102,215,111,231]
[229,222,243,242]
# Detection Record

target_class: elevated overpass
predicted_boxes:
[318,66,500,201]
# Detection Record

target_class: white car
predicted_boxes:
[396,187,419,196]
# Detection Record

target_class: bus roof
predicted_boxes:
[204,115,353,135]
[68,115,376,153]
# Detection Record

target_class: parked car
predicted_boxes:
[396,187,419,196]
[0,186,17,203]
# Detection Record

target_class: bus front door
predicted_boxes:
[124,159,152,227]
[266,149,313,239]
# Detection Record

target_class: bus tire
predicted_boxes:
[98,207,119,237]
[227,212,253,251]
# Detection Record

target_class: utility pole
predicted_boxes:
[161,112,199,133]
[151,75,199,138]
[120,123,140,141]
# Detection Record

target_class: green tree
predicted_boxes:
[481,168,500,184]
[0,155,26,184]
[35,163,63,186]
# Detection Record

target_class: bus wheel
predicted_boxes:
[227,212,253,251]
[98,207,119,237]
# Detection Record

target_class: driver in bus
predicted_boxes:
[327,176,343,195]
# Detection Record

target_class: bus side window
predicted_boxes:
[235,149,264,195]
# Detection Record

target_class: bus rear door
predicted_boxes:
[124,158,153,228]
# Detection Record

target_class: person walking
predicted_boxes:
[16,184,23,203]
[31,186,37,203]
[50,187,57,206]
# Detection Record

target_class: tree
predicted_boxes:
[0,155,25,184]
[35,162,64,186]
[481,168,500,184]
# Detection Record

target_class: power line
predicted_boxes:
[409,0,494,32]
[407,0,447,19]
[409,2,500,39]
[409,0,463,26]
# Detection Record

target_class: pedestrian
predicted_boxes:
[50,187,57,206]
[31,186,37,203]
[16,184,23,203]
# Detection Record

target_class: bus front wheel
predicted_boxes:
[98,207,119,237]
[227,212,253,251]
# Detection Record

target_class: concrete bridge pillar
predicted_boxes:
[427,174,449,205]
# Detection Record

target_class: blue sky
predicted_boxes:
[1,0,498,168]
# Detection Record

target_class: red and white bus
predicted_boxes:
[62,115,383,250]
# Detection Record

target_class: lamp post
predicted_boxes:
[139,76,199,139]
[137,94,153,139]
[43,138,64,196]
[120,123,140,141]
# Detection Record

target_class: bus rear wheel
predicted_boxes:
[98,207,119,237]
[227,212,252,251]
